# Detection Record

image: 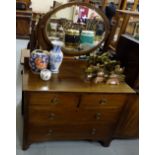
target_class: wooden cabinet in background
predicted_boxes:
[16,0,31,10]
[16,10,32,39]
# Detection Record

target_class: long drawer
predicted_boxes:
[28,106,121,125]
[28,124,113,142]
[80,94,127,109]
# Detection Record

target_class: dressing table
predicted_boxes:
[22,50,135,150]
[21,2,136,150]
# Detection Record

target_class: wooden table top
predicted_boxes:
[22,55,135,94]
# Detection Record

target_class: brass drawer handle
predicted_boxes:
[50,96,60,105]
[47,129,53,136]
[91,128,97,135]
[99,98,107,105]
[95,112,101,120]
[49,113,55,120]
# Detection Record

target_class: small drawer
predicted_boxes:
[27,92,79,109]
[80,94,127,109]
[28,124,113,142]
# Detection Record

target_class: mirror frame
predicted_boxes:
[37,2,110,56]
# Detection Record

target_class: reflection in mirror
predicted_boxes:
[46,5,106,53]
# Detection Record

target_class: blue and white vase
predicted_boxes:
[49,41,63,73]
[29,49,49,74]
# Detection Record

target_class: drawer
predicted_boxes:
[28,107,121,125]
[78,109,121,124]
[28,124,113,142]
[27,92,79,109]
[28,107,76,124]
[80,94,127,109]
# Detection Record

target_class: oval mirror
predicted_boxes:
[40,2,110,56]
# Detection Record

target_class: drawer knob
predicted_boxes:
[49,113,55,120]
[99,98,107,105]
[91,128,97,135]
[95,112,101,120]
[51,97,60,105]
[47,129,53,136]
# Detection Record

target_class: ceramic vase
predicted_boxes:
[49,41,63,73]
[29,49,49,74]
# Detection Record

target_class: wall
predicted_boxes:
[55,7,74,20]
[31,0,68,13]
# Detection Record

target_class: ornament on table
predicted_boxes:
[49,40,64,74]
[106,74,120,85]
[40,69,52,81]
[97,70,104,77]
[85,52,125,84]
[114,65,124,74]
[86,73,93,81]
[29,49,49,74]
[94,70,105,84]
[94,76,104,83]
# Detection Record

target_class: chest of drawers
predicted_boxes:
[22,58,135,150]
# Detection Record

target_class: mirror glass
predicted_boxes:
[45,4,107,54]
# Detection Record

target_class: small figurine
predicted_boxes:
[94,70,105,84]
[97,70,104,77]
[40,69,52,81]
[94,76,104,83]
[114,65,124,74]
[106,74,120,85]
[86,73,93,81]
